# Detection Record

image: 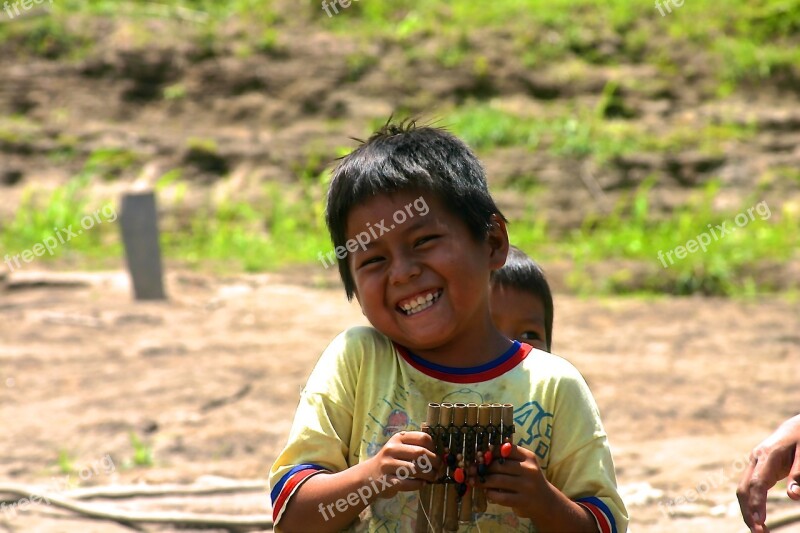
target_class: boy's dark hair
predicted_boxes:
[490,245,554,351]
[325,119,506,300]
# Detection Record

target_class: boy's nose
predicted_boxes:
[388,255,421,285]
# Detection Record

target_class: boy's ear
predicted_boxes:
[486,215,509,270]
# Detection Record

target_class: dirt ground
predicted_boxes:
[1,268,798,532]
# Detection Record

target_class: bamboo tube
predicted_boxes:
[427,403,442,427]
[415,404,441,533]
[502,404,514,427]
[473,404,492,513]
[477,403,492,426]
[459,403,478,523]
[465,403,479,424]
[502,404,514,442]
[440,403,454,423]
[443,404,466,530]
[452,403,467,426]
[429,484,445,532]
[490,403,503,458]
[429,404,453,532]
[490,403,503,426]
[443,483,460,531]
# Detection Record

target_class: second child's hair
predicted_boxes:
[491,246,554,351]
[326,119,507,300]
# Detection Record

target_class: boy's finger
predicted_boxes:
[396,430,434,447]
[503,443,533,461]
[382,455,440,482]
[478,472,524,493]
[737,460,758,528]
[387,477,428,493]
[787,446,800,501]
[746,454,781,531]
[486,459,523,477]
[385,440,442,470]
[484,488,524,508]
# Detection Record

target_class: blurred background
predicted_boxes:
[0,1,798,532]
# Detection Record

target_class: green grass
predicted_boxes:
[445,101,756,162]
[509,179,799,296]
[128,431,154,468]
[158,170,331,272]
[320,0,798,89]
[4,172,795,297]
[56,449,75,475]
[0,174,121,269]
[83,148,139,180]
[0,0,795,93]
[0,0,796,294]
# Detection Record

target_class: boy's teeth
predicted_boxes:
[401,290,441,315]
[407,300,432,315]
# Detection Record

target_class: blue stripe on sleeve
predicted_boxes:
[576,496,617,533]
[270,463,327,504]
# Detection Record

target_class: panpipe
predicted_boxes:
[415,402,514,533]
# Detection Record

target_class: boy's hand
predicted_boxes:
[369,431,442,499]
[474,443,552,519]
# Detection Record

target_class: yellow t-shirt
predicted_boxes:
[269,326,628,533]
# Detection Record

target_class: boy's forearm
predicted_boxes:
[526,479,601,532]
[278,460,379,533]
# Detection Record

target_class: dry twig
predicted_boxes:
[0,482,273,531]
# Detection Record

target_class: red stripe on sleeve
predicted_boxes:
[577,501,612,533]
[272,469,326,524]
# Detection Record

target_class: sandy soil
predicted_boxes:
[1,269,798,532]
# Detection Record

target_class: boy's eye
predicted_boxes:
[520,331,541,341]
[358,256,384,269]
[414,235,439,247]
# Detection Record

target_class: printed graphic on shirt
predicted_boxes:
[383,409,410,436]
[514,401,554,467]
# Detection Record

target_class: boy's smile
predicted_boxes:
[397,288,442,316]
[345,190,511,367]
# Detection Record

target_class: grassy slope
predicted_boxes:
[0,0,798,295]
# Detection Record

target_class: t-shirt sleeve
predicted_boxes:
[546,363,629,533]
[268,328,367,526]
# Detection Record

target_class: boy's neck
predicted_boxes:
[401,319,513,369]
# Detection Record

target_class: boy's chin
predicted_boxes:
[392,327,453,352]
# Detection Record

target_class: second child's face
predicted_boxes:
[345,190,507,356]
[490,284,548,351]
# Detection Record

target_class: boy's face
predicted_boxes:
[345,190,508,355]
[490,284,548,351]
